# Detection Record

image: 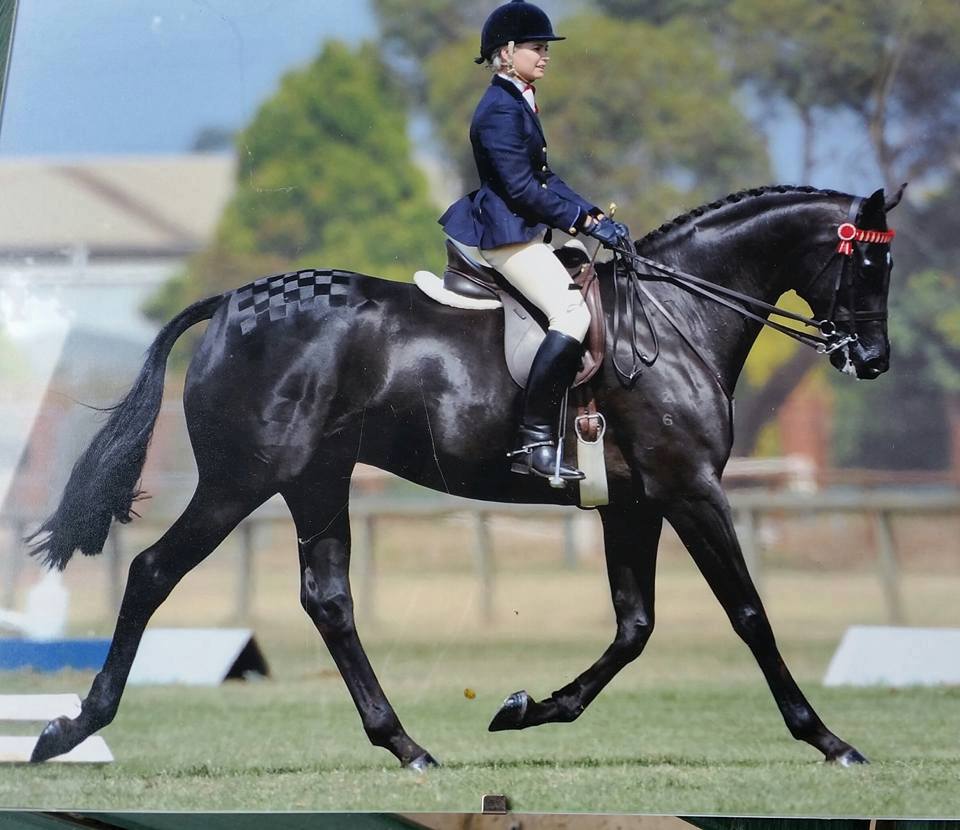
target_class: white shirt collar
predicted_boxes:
[497,72,537,113]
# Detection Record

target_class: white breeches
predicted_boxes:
[480,236,591,342]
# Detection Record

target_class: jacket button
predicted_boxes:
[541,165,548,172]
[541,183,547,189]
[542,147,547,154]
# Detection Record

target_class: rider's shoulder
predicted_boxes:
[474,80,523,120]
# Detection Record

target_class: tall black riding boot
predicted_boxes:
[509,330,585,482]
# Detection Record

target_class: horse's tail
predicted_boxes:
[27,294,225,571]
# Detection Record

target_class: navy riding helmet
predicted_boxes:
[474,0,566,65]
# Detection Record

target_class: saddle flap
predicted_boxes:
[502,259,606,389]
[434,239,606,390]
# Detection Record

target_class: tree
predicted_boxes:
[147,41,443,322]
[190,126,235,154]
[594,0,730,26]
[372,0,487,69]
[725,0,960,193]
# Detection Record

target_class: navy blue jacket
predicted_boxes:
[439,75,597,250]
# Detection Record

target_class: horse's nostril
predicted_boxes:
[857,358,886,379]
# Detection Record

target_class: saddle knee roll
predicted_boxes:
[547,298,591,342]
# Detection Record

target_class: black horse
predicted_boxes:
[28,184,899,770]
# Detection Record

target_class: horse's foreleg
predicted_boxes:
[490,503,659,731]
[284,482,437,771]
[31,482,262,762]
[666,483,867,765]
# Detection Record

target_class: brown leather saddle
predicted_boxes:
[441,239,606,389]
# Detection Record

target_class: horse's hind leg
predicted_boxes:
[666,481,867,765]
[491,502,660,730]
[31,481,264,762]
[283,477,437,770]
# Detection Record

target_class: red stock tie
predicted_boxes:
[523,83,539,114]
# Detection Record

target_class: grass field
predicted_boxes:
[2,516,959,816]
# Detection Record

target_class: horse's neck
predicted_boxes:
[639,197,836,392]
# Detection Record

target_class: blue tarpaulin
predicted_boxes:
[0,639,110,672]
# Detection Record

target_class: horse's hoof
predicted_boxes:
[407,752,440,772]
[830,747,870,767]
[30,717,76,763]
[488,690,530,732]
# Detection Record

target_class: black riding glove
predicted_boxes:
[585,216,629,250]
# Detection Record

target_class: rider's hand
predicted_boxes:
[585,216,627,249]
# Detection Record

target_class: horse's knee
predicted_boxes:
[615,615,654,659]
[300,568,354,635]
[730,604,770,642]
[127,549,176,594]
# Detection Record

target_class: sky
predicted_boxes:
[0,0,378,156]
[0,0,879,192]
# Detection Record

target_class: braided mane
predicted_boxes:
[637,184,848,247]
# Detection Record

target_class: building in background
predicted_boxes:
[0,154,235,528]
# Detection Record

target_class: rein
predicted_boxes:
[605,197,894,387]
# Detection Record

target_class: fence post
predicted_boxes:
[236,521,255,623]
[108,526,124,615]
[354,513,377,623]
[736,508,762,596]
[473,511,494,622]
[873,510,904,624]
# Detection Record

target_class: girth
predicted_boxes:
[441,240,606,388]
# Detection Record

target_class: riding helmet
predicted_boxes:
[474,0,566,64]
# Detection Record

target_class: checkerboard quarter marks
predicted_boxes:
[234,269,354,335]
[24,185,900,769]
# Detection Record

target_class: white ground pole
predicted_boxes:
[824,625,960,687]
[0,693,114,762]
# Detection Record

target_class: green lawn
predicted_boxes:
[2,645,959,816]
[2,560,958,816]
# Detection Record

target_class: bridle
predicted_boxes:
[801,196,894,338]
[605,195,895,387]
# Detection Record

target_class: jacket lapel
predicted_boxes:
[491,76,546,145]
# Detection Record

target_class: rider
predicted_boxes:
[439,0,628,484]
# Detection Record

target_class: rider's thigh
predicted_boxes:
[481,240,590,341]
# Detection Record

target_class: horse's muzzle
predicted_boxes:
[855,355,888,379]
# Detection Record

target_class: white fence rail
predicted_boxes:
[3,490,958,626]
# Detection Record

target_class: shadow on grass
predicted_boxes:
[141,753,825,779]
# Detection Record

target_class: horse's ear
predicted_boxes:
[885,183,907,212]
[865,188,885,213]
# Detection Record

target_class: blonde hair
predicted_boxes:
[485,40,515,74]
